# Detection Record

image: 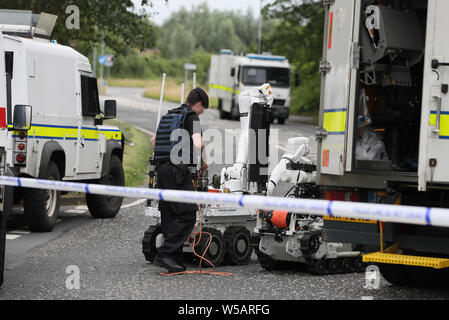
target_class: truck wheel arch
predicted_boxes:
[39,141,66,179]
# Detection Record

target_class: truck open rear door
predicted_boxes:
[318,0,360,176]
[419,0,449,191]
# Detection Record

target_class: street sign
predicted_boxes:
[99,54,114,67]
[184,63,197,71]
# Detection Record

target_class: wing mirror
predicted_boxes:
[13,105,32,131]
[104,100,117,120]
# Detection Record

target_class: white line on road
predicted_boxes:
[8,230,31,235]
[6,234,21,240]
[121,198,147,209]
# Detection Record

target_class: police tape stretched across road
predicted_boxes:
[1,175,449,228]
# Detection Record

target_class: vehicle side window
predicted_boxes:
[80,75,100,117]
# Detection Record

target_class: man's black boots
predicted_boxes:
[153,254,186,273]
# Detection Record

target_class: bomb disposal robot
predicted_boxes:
[143,84,274,266]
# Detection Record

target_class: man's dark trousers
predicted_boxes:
[156,162,197,259]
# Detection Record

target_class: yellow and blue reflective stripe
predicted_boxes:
[323,108,346,135]
[208,84,240,95]
[9,123,121,141]
[430,111,449,140]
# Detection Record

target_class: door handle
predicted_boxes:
[432,96,442,135]
[432,84,448,135]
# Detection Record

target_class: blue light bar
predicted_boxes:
[247,55,286,62]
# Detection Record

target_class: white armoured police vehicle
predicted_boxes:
[209,50,296,124]
[0,10,124,235]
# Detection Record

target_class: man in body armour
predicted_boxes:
[151,88,209,273]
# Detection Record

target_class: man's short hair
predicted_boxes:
[186,87,209,109]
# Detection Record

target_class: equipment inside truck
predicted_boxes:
[355,0,428,173]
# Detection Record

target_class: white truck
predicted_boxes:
[0,10,125,285]
[316,0,449,287]
[209,50,295,124]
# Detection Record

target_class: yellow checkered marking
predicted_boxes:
[363,252,449,269]
[429,113,449,137]
[323,109,346,134]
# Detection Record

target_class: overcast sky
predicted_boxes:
[133,0,263,25]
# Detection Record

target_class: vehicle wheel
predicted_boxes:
[142,224,164,263]
[379,264,412,287]
[224,227,253,265]
[310,259,327,275]
[354,256,366,273]
[409,267,449,289]
[328,259,340,274]
[24,161,61,232]
[194,228,225,268]
[278,118,286,125]
[218,99,231,120]
[341,258,354,273]
[86,155,124,219]
[308,234,321,253]
[256,251,279,271]
[0,215,5,286]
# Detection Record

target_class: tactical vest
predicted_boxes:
[153,105,196,165]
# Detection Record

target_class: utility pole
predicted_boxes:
[93,26,98,77]
[99,29,105,93]
[257,0,263,54]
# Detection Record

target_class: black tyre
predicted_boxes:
[194,228,225,267]
[87,155,124,219]
[224,227,253,265]
[354,256,366,273]
[218,99,231,120]
[142,224,164,262]
[256,251,279,271]
[379,264,412,287]
[278,118,286,125]
[310,259,327,275]
[328,259,340,274]
[341,258,354,273]
[308,234,321,253]
[24,161,61,232]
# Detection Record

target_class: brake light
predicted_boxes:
[16,153,26,163]
[0,107,6,129]
[13,131,28,167]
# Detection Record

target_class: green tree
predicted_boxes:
[2,0,159,56]
[158,3,264,59]
[263,0,324,114]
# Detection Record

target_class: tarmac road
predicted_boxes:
[1,87,448,301]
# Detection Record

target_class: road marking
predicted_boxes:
[9,229,31,235]
[6,234,21,240]
[65,209,88,214]
[121,198,147,209]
